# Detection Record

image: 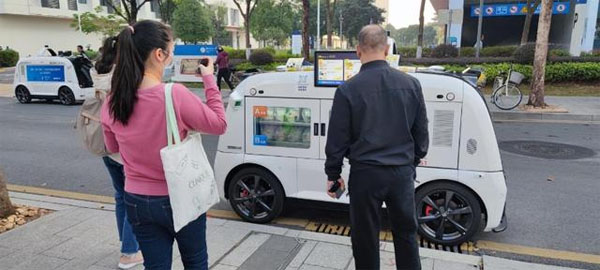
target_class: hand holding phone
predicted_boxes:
[327,179,346,199]
[196,57,214,76]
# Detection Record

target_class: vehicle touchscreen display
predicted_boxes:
[314,51,361,87]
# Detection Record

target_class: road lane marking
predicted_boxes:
[8,184,600,265]
[476,240,600,265]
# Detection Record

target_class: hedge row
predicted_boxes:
[0,49,19,67]
[401,56,600,66]
[442,62,600,84]
[224,46,300,62]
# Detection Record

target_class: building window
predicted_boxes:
[68,0,78,10]
[101,0,119,14]
[78,0,87,4]
[41,0,60,9]
[230,8,240,27]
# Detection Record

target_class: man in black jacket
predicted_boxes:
[325,25,429,270]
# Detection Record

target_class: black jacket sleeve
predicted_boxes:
[411,80,429,167]
[325,88,352,181]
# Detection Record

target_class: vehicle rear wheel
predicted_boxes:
[228,167,285,223]
[15,85,31,104]
[415,182,482,246]
[58,87,76,105]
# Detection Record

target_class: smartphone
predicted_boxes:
[328,181,346,199]
[196,59,210,74]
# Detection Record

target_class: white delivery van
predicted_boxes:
[13,50,94,105]
[214,67,507,245]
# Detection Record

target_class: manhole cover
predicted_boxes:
[499,141,596,160]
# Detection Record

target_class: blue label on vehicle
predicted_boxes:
[174,45,218,56]
[253,135,268,146]
[26,65,65,82]
[470,2,574,17]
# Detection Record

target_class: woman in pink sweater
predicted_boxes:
[101,20,226,270]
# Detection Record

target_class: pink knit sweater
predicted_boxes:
[101,75,226,196]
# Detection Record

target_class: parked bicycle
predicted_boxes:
[490,64,525,110]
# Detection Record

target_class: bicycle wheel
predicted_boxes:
[492,83,522,110]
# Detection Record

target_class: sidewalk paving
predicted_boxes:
[0,192,584,270]
[486,96,600,123]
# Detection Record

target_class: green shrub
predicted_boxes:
[259,47,276,56]
[249,50,274,65]
[235,61,285,71]
[85,50,99,60]
[481,46,517,57]
[397,47,433,58]
[431,44,458,58]
[224,46,246,59]
[442,62,600,84]
[513,43,537,64]
[549,48,570,57]
[0,48,19,67]
[460,47,475,57]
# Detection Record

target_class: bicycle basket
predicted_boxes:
[509,71,525,85]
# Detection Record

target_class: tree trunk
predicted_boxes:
[0,167,14,219]
[245,19,252,60]
[416,0,426,58]
[326,0,334,48]
[521,0,541,45]
[528,0,553,108]
[302,0,310,60]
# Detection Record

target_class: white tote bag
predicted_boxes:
[160,83,220,232]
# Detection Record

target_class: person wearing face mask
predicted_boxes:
[215,46,234,91]
[101,20,227,270]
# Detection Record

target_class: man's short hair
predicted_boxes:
[358,25,387,52]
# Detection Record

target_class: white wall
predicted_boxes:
[0,14,104,58]
[582,0,599,52]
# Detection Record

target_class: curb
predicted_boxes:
[491,111,600,123]
[0,83,13,98]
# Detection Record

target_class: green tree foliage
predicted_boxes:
[210,4,232,46]
[390,24,437,47]
[251,0,297,46]
[71,6,124,37]
[172,0,214,44]
[158,0,180,24]
[334,0,384,46]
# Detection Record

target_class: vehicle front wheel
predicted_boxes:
[228,167,285,223]
[15,85,31,104]
[58,87,76,105]
[415,182,482,246]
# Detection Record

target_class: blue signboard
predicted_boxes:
[173,45,218,56]
[26,65,65,82]
[253,135,268,146]
[470,1,580,17]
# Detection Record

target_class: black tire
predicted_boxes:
[15,85,31,104]
[228,167,285,223]
[58,87,76,105]
[415,182,482,246]
[492,83,522,110]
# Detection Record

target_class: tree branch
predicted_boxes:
[250,0,258,15]
[232,0,246,17]
[105,0,127,21]
[120,0,132,20]
[136,0,151,11]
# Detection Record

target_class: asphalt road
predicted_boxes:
[1,96,599,268]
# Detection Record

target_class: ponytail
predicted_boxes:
[109,20,172,125]
[95,36,118,74]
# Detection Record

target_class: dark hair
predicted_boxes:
[110,20,172,125]
[95,36,118,74]
[77,45,84,50]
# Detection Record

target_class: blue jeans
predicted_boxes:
[102,156,140,254]
[124,192,208,270]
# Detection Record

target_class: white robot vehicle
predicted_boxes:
[214,52,507,245]
[13,47,94,105]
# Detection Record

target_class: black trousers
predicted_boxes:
[217,68,234,90]
[349,164,420,270]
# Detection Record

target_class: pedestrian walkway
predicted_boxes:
[486,96,600,123]
[1,191,584,270]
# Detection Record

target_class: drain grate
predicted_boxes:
[499,141,596,160]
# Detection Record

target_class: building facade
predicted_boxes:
[205,0,258,49]
[374,0,389,25]
[0,0,258,59]
[430,0,599,53]
[0,0,162,57]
